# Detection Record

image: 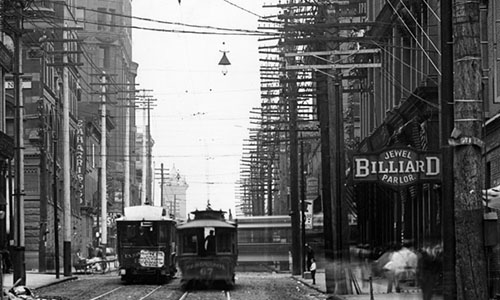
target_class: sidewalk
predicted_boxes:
[1,256,119,291]
[293,269,443,300]
[2,271,77,291]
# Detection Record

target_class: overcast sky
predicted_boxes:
[131,1,272,216]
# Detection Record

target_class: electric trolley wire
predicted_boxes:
[221,0,263,18]
[18,4,277,36]
[61,3,267,35]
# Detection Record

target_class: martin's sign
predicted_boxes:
[352,148,441,187]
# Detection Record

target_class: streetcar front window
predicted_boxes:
[182,233,198,254]
[118,223,157,246]
[216,230,233,253]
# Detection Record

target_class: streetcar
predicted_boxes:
[235,215,291,271]
[116,205,177,284]
[176,208,238,288]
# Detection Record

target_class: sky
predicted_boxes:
[131,1,272,217]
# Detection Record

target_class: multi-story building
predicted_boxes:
[8,0,84,271]
[0,0,138,272]
[0,0,16,266]
[159,165,188,221]
[76,0,139,251]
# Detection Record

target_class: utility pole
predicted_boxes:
[53,132,59,279]
[100,73,108,249]
[62,25,71,277]
[141,98,147,205]
[136,90,154,205]
[160,163,164,207]
[440,0,455,298]
[330,79,348,293]
[450,1,488,299]
[13,0,25,285]
[123,83,131,209]
[147,96,152,205]
[300,141,306,274]
[282,5,301,277]
[37,100,47,273]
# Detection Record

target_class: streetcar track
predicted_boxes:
[138,285,164,300]
[88,284,169,300]
[88,286,124,300]
[179,290,231,300]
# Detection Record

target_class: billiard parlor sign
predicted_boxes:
[352,147,441,187]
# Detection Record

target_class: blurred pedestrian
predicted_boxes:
[417,245,442,300]
[87,243,94,258]
[310,258,317,285]
[305,243,314,270]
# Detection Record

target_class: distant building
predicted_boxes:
[159,166,188,221]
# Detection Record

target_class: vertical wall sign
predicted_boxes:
[75,120,86,204]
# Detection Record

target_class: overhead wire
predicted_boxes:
[30,7,276,36]
[60,2,267,35]
[386,0,440,75]
[221,0,263,18]
[397,0,440,56]
[372,40,439,87]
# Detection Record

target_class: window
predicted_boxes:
[97,8,107,31]
[109,9,116,32]
[216,230,233,253]
[182,233,198,254]
[75,7,85,28]
[98,46,110,68]
[118,223,157,246]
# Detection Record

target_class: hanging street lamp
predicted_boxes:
[218,42,231,75]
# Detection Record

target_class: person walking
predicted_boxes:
[305,243,315,270]
[310,258,317,285]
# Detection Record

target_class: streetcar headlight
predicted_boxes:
[120,269,126,275]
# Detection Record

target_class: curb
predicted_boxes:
[291,275,328,295]
[34,276,78,290]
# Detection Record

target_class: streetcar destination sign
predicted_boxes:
[352,148,441,187]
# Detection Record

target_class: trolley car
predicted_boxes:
[176,208,237,288]
[235,215,291,271]
[116,205,177,284]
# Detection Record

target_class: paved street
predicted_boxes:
[1,268,445,300]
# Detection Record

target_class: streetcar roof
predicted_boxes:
[116,205,174,221]
[176,219,235,229]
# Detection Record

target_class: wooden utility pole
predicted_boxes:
[62,25,72,277]
[283,5,301,276]
[329,79,348,293]
[100,73,108,250]
[160,163,164,207]
[13,0,25,285]
[440,0,455,298]
[451,1,488,299]
[53,131,59,279]
[123,83,131,209]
